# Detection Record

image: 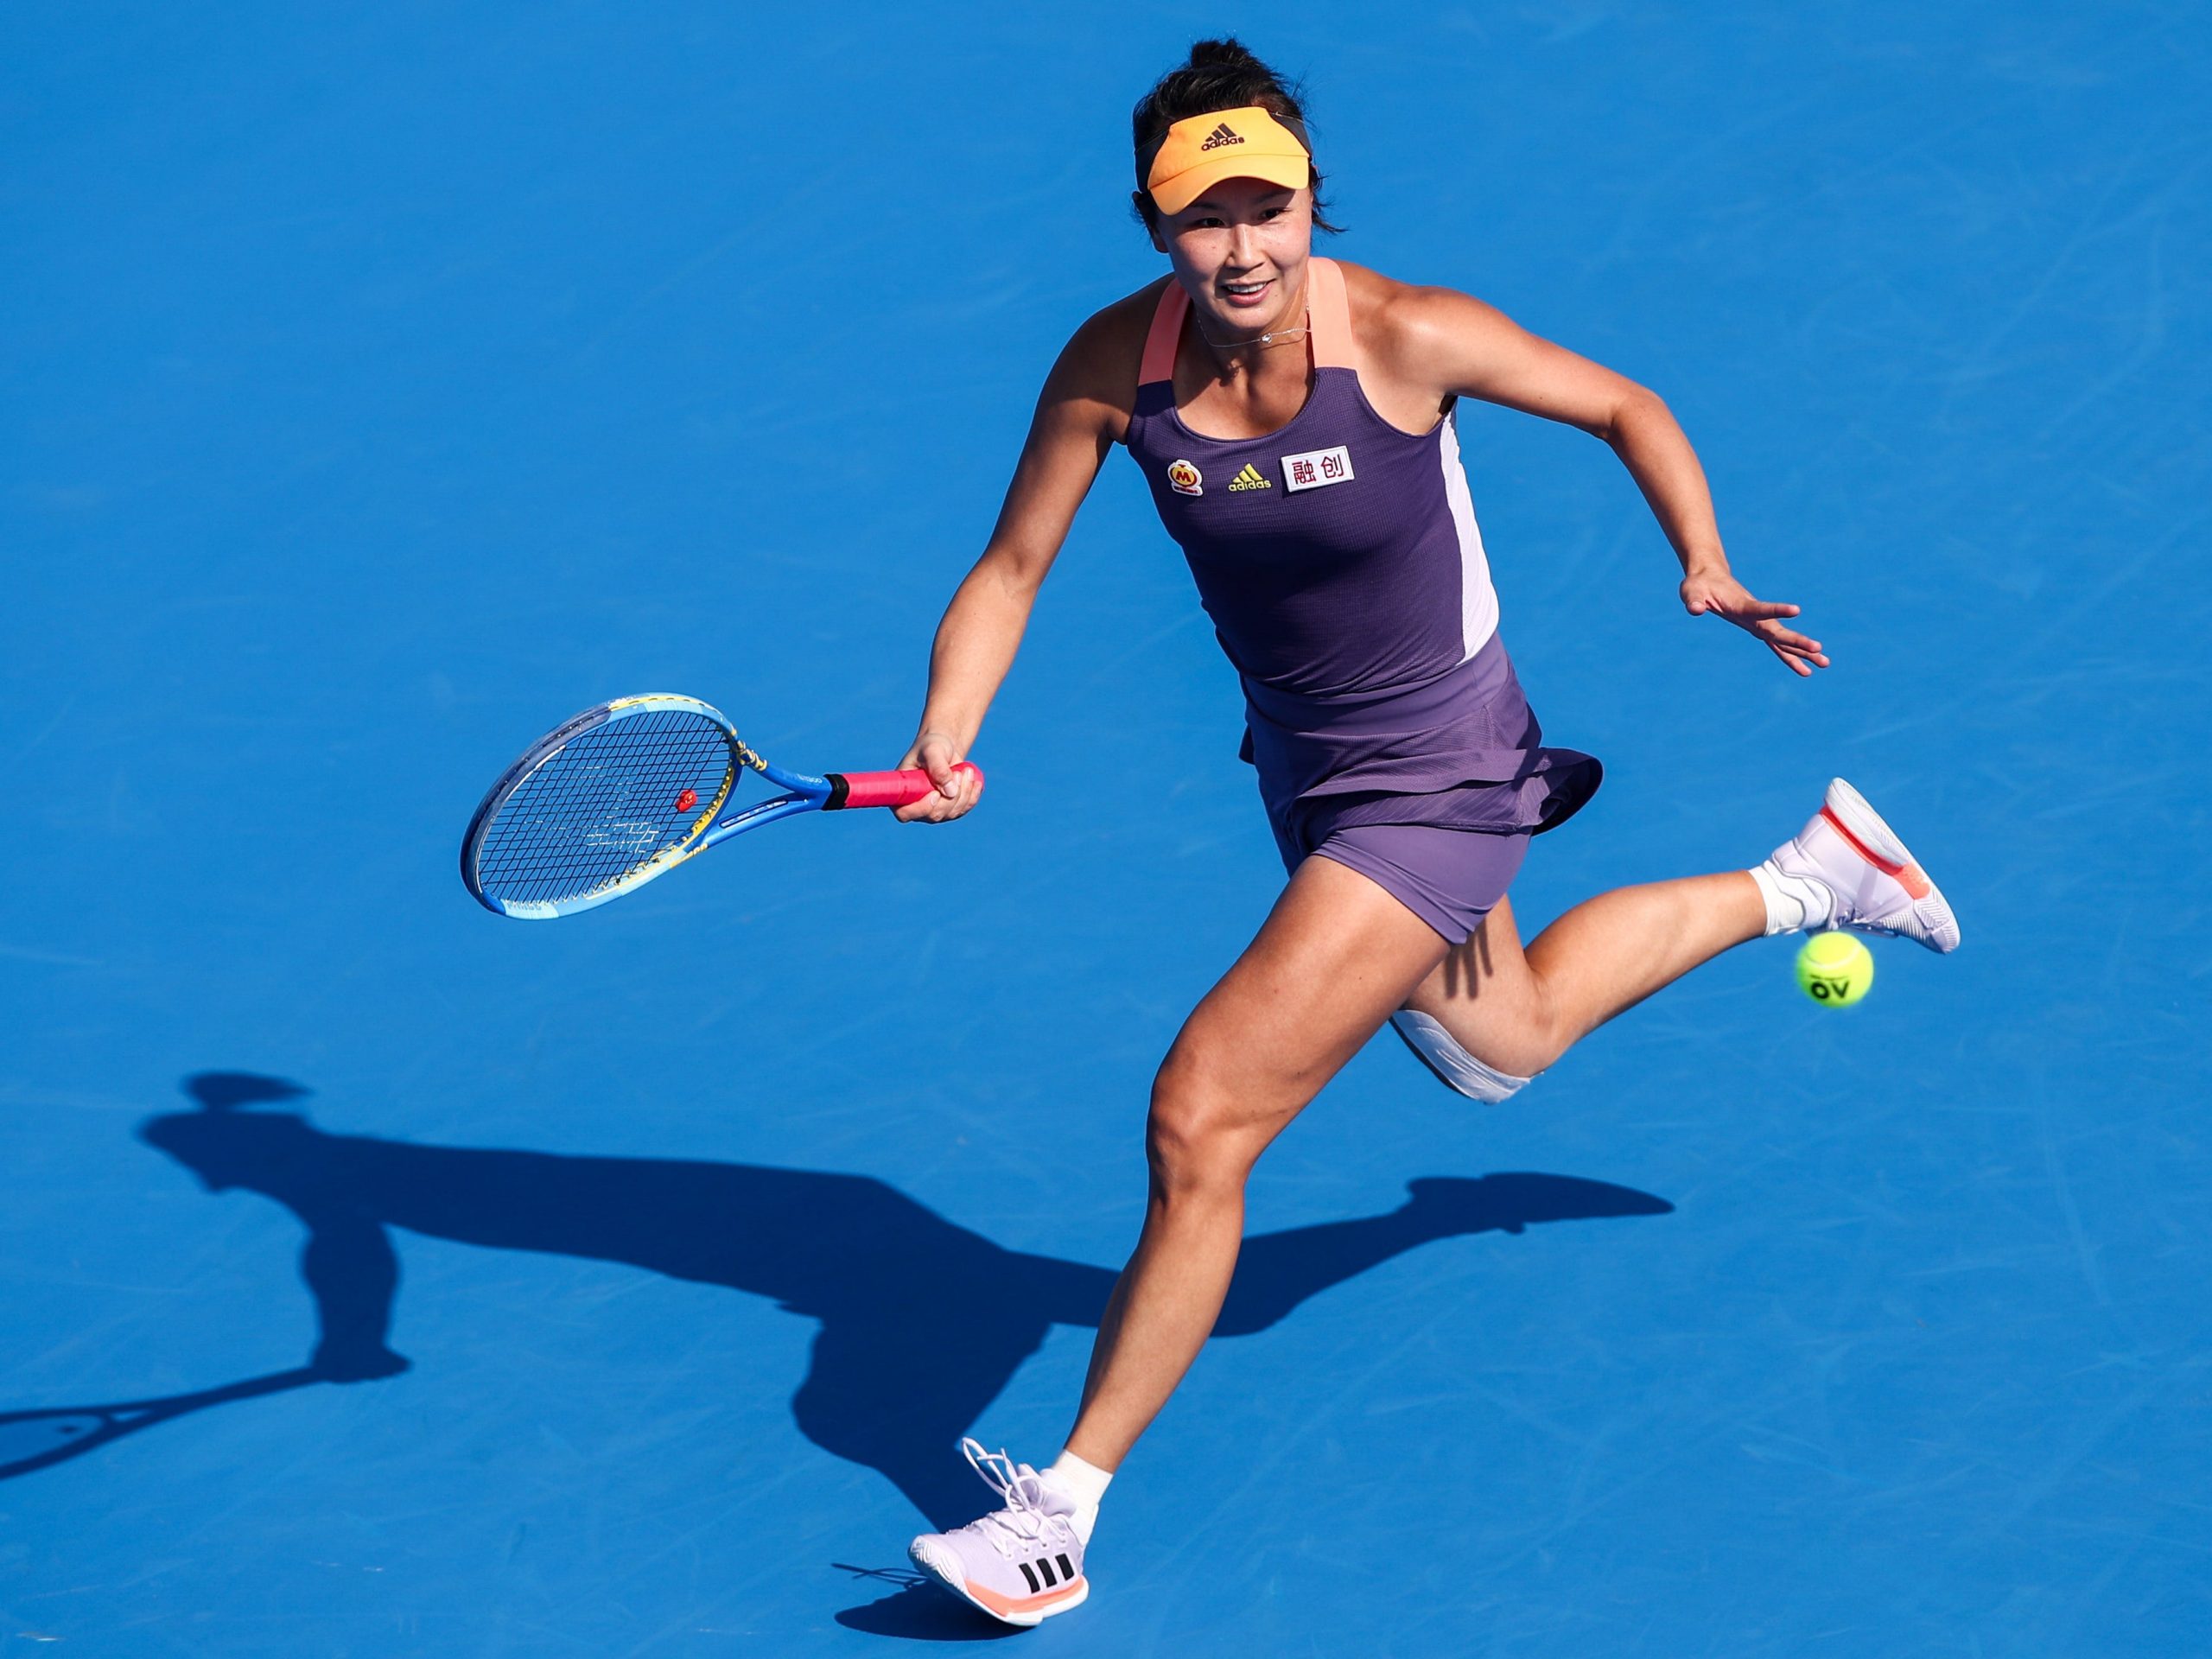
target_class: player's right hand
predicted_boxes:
[893,731,984,823]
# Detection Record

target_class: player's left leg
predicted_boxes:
[1396,876,1764,1089]
[1397,777,1960,1097]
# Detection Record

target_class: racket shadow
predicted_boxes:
[0,1368,320,1482]
[9,1072,1672,1530]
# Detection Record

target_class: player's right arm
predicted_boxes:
[895,290,1153,823]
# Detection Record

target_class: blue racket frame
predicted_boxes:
[461,695,837,920]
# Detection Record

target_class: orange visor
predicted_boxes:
[1145,105,1312,215]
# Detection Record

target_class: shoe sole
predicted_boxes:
[909,1537,1089,1628]
[1821,779,1961,953]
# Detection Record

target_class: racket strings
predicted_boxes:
[474,712,738,906]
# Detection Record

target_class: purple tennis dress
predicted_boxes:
[1122,257,1600,944]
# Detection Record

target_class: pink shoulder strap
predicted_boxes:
[1306,257,1354,369]
[1139,280,1189,386]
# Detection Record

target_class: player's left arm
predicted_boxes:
[1376,281,1828,676]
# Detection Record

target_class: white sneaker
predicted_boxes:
[908,1440,1089,1627]
[1764,778,1961,952]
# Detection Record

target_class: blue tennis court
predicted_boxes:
[4,3,2207,1652]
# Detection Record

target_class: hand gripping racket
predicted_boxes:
[460,695,981,918]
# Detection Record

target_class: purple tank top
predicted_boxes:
[1122,258,1599,839]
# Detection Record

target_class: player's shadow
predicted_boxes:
[2,1071,1672,1537]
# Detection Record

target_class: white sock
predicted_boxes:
[1044,1449,1113,1545]
[1749,861,1834,936]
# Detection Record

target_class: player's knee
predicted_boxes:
[1145,1051,1259,1196]
[1392,1011,1541,1103]
[1514,1002,1574,1078]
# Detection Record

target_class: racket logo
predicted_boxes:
[1167,459,1203,497]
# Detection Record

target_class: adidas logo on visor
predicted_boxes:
[1198,123,1244,151]
[1228,463,1271,491]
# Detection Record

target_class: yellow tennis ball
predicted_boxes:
[1796,931,1874,1007]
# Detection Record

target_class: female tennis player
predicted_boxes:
[894,40,1960,1626]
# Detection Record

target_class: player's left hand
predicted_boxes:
[1681,570,1829,676]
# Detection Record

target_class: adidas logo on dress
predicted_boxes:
[1198,124,1243,151]
[1228,463,1271,491]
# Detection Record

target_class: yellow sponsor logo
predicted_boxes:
[1227,463,1271,492]
[1166,459,1203,497]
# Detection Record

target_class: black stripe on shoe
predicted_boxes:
[1037,1556,1058,1587]
[1057,1554,1076,1582]
[1019,1561,1041,1594]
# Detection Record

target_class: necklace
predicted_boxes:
[1195,282,1312,355]
[1196,320,1309,353]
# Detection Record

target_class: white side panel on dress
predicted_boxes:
[1440,408,1500,660]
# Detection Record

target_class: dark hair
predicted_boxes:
[1130,38,1343,238]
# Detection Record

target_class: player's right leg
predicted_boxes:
[909,854,1448,1626]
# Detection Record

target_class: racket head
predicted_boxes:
[461,695,756,918]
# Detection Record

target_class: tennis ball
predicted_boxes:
[1796,931,1874,1007]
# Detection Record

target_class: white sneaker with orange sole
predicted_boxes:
[909,1440,1089,1627]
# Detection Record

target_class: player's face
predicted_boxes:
[1155,179,1313,338]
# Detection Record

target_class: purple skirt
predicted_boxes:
[1241,634,1602,941]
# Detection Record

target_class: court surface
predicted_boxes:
[4,3,2208,1653]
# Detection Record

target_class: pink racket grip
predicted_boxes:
[822,761,983,811]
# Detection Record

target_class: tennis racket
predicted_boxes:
[460,695,982,919]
